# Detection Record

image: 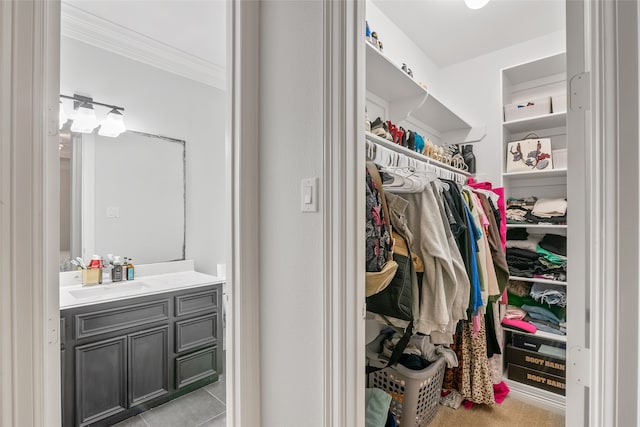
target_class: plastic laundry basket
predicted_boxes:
[368,356,446,427]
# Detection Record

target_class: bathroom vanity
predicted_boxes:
[60,261,224,427]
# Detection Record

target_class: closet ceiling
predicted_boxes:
[372,0,566,67]
[63,0,226,67]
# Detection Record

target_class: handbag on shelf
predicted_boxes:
[506,137,553,172]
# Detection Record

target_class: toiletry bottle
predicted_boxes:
[88,255,102,284]
[127,258,134,280]
[112,256,123,282]
[101,258,111,283]
[122,257,129,281]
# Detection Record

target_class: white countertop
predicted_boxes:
[60,260,225,310]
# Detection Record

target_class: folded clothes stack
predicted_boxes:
[506,230,567,281]
[506,197,567,225]
[502,282,567,336]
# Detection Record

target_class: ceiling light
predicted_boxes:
[98,108,127,138]
[59,101,69,130]
[70,102,99,134]
[465,0,489,9]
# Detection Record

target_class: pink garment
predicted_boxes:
[501,318,537,333]
[462,400,474,410]
[467,180,507,251]
[492,187,507,251]
[472,313,482,336]
[493,381,510,404]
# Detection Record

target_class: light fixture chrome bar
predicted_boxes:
[60,94,125,112]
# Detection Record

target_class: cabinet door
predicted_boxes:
[75,336,127,426]
[128,326,169,406]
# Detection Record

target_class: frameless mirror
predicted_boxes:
[59,130,185,270]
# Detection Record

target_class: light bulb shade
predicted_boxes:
[59,101,68,130]
[70,103,99,133]
[98,109,127,137]
[465,0,489,9]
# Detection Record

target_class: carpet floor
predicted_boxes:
[428,396,564,427]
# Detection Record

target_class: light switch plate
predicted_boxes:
[106,206,120,218]
[301,177,318,213]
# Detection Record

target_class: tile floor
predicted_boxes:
[113,376,226,427]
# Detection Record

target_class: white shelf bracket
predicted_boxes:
[388,94,428,123]
[441,125,487,146]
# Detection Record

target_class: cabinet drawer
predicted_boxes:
[75,299,169,340]
[175,289,219,317]
[175,346,217,389]
[175,313,217,353]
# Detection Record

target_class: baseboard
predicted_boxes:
[505,378,566,414]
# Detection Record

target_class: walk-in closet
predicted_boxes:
[362,1,572,425]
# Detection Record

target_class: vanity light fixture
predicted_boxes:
[60,94,126,137]
[70,102,99,134]
[465,0,490,9]
[98,108,127,137]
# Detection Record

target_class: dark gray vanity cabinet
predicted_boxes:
[60,283,222,427]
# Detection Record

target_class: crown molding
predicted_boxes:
[61,3,225,90]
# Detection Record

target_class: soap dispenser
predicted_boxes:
[112,256,123,282]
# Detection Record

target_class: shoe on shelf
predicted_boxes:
[462,145,476,174]
[399,127,407,147]
[405,130,415,151]
[371,117,391,140]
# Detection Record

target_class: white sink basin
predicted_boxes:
[69,282,150,299]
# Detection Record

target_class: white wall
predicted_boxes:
[439,31,566,185]
[60,37,226,275]
[366,0,440,95]
[258,1,325,425]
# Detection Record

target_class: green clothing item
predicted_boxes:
[507,292,566,322]
[536,245,567,265]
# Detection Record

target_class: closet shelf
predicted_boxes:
[502,52,567,86]
[365,132,472,178]
[508,276,567,286]
[502,327,567,344]
[503,111,566,134]
[506,224,567,230]
[366,43,486,145]
[502,168,567,179]
[366,42,427,103]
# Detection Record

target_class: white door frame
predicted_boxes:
[3,0,639,426]
[0,0,61,425]
[226,0,262,425]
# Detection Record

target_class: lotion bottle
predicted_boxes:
[127,258,134,280]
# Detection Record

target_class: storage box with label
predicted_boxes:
[504,96,551,122]
[506,138,553,172]
[506,345,566,378]
[508,364,566,396]
[512,333,566,357]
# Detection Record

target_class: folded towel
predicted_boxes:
[532,198,567,217]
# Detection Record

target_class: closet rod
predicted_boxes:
[365,131,472,179]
